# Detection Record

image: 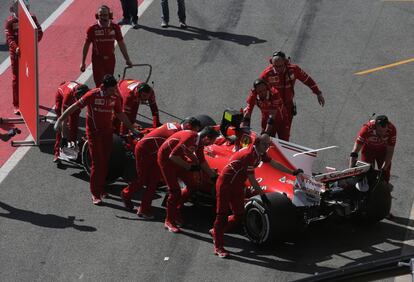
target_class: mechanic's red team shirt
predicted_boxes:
[86,21,123,58]
[139,122,182,155]
[118,79,160,128]
[222,145,271,184]
[356,120,397,151]
[244,86,288,122]
[158,130,205,164]
[5,15,43,56]
[55,81,82,115]
[260,63,321,114]
[75,88,122,134]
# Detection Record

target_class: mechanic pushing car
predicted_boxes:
[210,133,303,258]
[349,115,396,183]
[54,74,139,205]
[242,78,290,140]
[158,126,220,233]
[5,0,43,115]
[120,117,202,219]
[259,51,324,140]
[53,81,89,163]
[114,80,161,135]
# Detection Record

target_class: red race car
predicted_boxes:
[81,109,391,245]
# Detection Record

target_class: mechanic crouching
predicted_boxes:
[349,115,396,218]
[53,81,89,163]
[120,117,202,219]
[158,126,220,233]
[55,75,139,205]
[242,79,290,140]
[211,134,303,258]
[115,80,161,135]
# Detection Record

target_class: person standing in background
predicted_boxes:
[5,0,43,115]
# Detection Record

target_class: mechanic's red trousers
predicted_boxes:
[87,131,113,198]
[53,110,80,157]
[92,55,116,87]
[158,159,187,224]
[260,115,290,141]
[10,53,18,108]
[362,149,391,182]
[213,174,245,249]
[123,146,161,214]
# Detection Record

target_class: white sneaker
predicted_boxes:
[59,147,78,161]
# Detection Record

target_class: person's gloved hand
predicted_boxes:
[131,128,143,139]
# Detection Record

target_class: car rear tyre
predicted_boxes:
[244,193,299,245]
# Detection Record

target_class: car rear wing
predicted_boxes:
[313,161,371,183]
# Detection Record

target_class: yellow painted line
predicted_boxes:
[355,58,414,75]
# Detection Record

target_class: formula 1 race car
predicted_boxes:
[80,108,391,245]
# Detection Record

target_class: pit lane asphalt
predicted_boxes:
[1,0,414,281]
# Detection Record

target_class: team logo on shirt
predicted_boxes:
[269,76,278,83]
[109,30,115,35]
[95,98,105,105]
[95,30,104,36]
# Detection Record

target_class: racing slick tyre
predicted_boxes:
[244,192,299,245]
[193,115,216,128]
[360,180,391,223]
[81,134,127,183]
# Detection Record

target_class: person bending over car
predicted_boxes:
[120,117,202,219]
[158,127,219,233]
[210,133,303,258]
[53,81,89,163]
[114,80,161,135]
[242,79,289,140]
[55,75,139,205]
[349,115,396,183]
[260,51,324,140]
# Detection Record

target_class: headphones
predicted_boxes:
[95,5,113,20]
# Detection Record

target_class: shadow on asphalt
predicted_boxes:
[176,203,414,275]
[0,201,97,232]
[138,24,267,46]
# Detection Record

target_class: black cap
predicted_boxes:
[102,74,117,88]
[76,84,89,98]
[253,79,266,89]
[375,115,389,127]
[272,51,286,59]
[137,83,152,93]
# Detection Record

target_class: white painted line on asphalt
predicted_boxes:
[0,0,154,186]
[0,0,75,76]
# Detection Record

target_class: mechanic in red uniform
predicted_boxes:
[210,134,303,258]
[53,81,89,163]
[158,126,220,233]
[243,79,289,140]
[55,75,139,205]
[349,115,396,183]
[120,117,202,219]
[80,5,133,87]
[260,51,324,140]
[115,80,161,135]
[5,0,43,115]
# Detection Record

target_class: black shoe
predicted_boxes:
[161,20,169,28]
[179,21,187,29]
[118,18,131,25]
[132,23,139,29]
